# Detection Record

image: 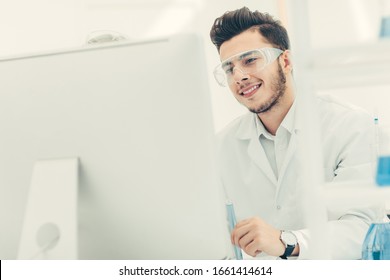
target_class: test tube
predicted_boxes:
[226,200,243,260]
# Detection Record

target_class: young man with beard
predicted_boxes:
[210,7,379,259]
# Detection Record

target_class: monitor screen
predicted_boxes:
[0,34,230,259]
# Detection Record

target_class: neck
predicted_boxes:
[257,87,295,136]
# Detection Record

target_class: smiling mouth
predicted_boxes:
[240,83,261,97]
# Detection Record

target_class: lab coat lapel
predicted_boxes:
[236,113,277,186]
[247,136,278,185]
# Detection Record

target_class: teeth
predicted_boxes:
[242,84,260,95]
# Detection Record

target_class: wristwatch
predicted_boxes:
[279,230,298,259]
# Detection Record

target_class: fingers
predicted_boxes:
[232,227,263,257]
[231,217,285,257]
[235,218,251,227]
[231,217,263,257]
[244,241,263,257]
[237,231,263,257]
[231,221,250,245]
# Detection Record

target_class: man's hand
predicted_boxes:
[231,217,285,257]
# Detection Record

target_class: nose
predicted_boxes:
[232,67,249,85]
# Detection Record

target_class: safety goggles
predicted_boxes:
[213,47,283,87]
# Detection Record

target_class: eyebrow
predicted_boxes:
[238,50,257,60]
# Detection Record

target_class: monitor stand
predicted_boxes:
[17,158,78,259]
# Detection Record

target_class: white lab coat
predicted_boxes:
[216,94,381,259]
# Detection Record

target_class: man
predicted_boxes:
[210,7,379,259]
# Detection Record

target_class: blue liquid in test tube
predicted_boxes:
[226,201,243,260]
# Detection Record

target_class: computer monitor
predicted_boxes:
[0,34,230,259]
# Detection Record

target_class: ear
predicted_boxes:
[279,50,293,74]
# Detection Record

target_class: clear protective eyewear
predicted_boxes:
[213,47,283,87]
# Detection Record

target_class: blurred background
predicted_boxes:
[1,0,389,131]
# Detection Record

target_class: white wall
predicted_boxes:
[307,0,384,48]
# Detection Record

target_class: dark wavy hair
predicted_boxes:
[210,7,290,52]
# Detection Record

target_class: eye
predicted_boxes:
[244,57,257,65]
[224,67,234,75]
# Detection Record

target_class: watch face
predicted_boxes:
[281,231,297,246]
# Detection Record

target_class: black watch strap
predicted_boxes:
[279,244,295,259]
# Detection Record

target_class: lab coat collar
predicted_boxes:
[235,112,256,140]
[280,100,296,135]
[235,99,299,140]
[254,115,273,140]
